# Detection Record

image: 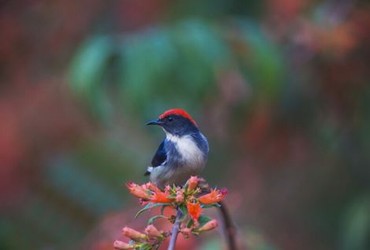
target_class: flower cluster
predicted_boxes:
[114,176,227,249]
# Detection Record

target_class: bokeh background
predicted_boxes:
[0,0,369,249]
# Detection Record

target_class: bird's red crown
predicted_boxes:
[159,108,197,126]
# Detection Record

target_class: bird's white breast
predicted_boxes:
[166,133,204,167]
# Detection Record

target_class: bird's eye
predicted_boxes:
[167,116,173,122]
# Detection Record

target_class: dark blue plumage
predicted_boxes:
[145,141,166,176]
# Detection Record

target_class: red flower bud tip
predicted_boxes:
[150,189,173,203]
[126,182,150,199]
[186,201,202,222]
[198,219,218,232]
[145,224,163,238]
[187,176,199,190]
[122,227,147,241]
[176,190,184,203]
[198,188,227,204]
[113,240,134,249]
[220,188,228,196]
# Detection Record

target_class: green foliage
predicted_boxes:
[341,196,370,250]
[69,36,116,119]
[69,36,114,98]
[68,18,286,120]
[236,20,285,99]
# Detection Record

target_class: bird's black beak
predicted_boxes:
[146,119,162,126]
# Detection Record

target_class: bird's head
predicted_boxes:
[147,109,199,136]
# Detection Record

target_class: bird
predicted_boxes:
[146,108,209,188]
[146,109,237,250]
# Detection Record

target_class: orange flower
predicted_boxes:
[150,190,173,203]
[187,201,202,222]
[197,219,218,232]
[198,188,227,204]
[126,182,150,199]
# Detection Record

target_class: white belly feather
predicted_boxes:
[150,133,206,187]
[166,133,205,168]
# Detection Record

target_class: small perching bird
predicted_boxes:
[146,109,237,250]
[146,109,209,188]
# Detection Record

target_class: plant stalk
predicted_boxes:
[219,201,238,250]
[168,208,182,250]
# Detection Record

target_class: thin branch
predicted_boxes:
[219,201,238,250]
[168,208,182,250]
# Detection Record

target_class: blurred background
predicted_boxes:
[0,0,369,249]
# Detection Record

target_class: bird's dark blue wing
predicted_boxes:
[145,140,167,176]
[151,141,167,167]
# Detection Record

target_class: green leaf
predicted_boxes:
[201,203,221,209]
[148,215,168,225]
[178,205,188,221]
[198,215,212,227]
[186,219,194,228]
[135,203,170,218]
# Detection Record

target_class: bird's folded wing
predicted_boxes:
[145,141,167,176]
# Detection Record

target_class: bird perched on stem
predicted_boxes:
[146,109,209,188]
[146,109,237,250]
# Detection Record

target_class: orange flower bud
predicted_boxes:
[187,176,199,190]
[145,224,163,238]
[122,227,147,241]
[198,188,227,204]
[113,240,134,249]
[197,219,218,232]
[126,182,150,199]
[186,201,202,222]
